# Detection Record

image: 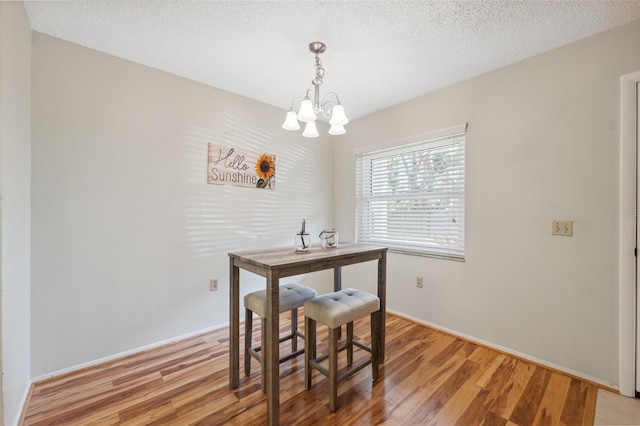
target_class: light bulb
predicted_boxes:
[302,121,319,138]
[329,104,349,126]
[282,110,300,131]
[329,124,346,135]
[297,97,317,123]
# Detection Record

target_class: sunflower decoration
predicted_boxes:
[255,153,275,189]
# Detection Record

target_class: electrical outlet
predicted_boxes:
[210,279,218,291]
[552,220,573,236]
[416,276,423,288]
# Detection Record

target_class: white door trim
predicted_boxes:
[620,71,640,397]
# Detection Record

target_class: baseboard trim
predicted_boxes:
[387,309,618,394]
[31,322,229,384]
[16,383,34,426]
[29,312,620,394]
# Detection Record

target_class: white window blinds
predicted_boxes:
[355,125,466,260]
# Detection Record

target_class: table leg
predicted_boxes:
[265,270,280,425]
[229,259,240,388]
[334,266,342,340]
[378,251,387,362]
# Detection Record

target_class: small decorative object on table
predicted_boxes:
[296,219,311,253]
[319,229,339,249]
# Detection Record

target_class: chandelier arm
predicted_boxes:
[314,103,331,119]
[301,88,315,106]
[288,96,305,111]
[321,91,341,109]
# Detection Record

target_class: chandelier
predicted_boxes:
[281,42,349,138]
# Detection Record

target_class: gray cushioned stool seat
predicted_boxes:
[244,283,317,392]
[303,288,379,329]
[244,283,317,317]
[304,288,380,412]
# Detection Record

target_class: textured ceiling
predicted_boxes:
[24,0,640,120]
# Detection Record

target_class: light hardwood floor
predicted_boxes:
[594,388,640,425]
[22,313,599,425]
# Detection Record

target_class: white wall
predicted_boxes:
[0,2,32,425]
[336,19,640,388]
[31,33,335,377]
[28,12,640,390]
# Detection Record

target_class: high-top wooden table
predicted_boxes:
[228,243,387,425]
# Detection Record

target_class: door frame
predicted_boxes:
[620,71,640,397]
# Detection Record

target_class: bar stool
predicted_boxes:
[303,288,380,412]
[244,283,317,391]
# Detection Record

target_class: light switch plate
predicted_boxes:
[552,220,573,236]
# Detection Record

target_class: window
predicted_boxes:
[355,124,466,260]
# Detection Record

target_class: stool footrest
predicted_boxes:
[248,346,305,365]
[279,348,305,363]
[312,340,351,364]
[310,357,372,382]
[338,358,372,382]
[352,340,372,353]
[309,360,329,377]
[251,329,305,352]
[310,337,373,365]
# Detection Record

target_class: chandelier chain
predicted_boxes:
[313,54,325,86]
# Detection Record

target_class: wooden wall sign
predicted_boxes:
[207,143,276,190]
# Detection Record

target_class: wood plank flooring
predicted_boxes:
[21,313,597,425]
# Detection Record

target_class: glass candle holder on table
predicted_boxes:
[319,230,339,249]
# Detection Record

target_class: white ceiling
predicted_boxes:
[24,1,640,120]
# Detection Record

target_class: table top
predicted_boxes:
[229,242,387,276]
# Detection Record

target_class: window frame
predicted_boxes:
[354,124,467,261]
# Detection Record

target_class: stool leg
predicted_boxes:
[261,317,267,393]
[370,312,379,381]
[244,308,253,376]
[329,326,339,412]
[305,316,316,390]
[346,321,354,367]
[291,308,298,353]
